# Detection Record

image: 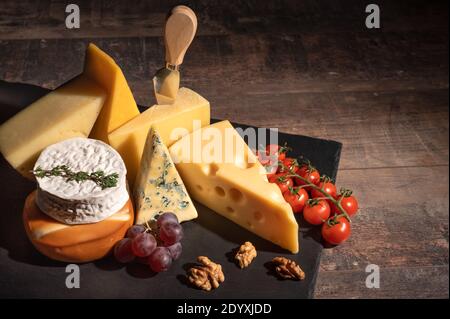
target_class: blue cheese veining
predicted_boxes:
[133,128,197,224]
[34,138,129,224]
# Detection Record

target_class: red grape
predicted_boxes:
[114,238,135,263]
[135,256,149,265]
[148,247,172,272]
[159,222,183,245]
[165,242,182,260]
[156,212,179,228]
[131,233,157,257]
[126,225,146,239]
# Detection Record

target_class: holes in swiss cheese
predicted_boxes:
[214,186,226,197]
[226,206,235,214]
[253,211,264,222]
[229,188,244,203]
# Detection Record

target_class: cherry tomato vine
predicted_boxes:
[257,144,360,246]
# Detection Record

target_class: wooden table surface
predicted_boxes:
[0,0,448,298]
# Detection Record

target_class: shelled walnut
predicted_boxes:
[187,256,225,291]
[235,241,257,268]
[272,257,305,280]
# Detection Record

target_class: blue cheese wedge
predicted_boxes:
[34,138,129,224]
[133,128,197,224]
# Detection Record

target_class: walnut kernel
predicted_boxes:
[235,241,257,268]
[187,256,225,291]
[272,257,305,280]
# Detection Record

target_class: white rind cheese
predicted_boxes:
[34,138,129,224]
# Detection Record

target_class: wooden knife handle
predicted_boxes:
[164,5,197,67]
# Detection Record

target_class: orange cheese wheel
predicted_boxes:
[23,191,134,263]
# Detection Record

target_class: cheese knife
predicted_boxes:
[153,5,197,105]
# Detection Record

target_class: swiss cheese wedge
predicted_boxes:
[134,128,197,224]
[84,43,140,143]
[0,75,105,178]
[169,120,299,253]
[108,87,210,187]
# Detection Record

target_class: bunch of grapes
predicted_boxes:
[113,212,183,272]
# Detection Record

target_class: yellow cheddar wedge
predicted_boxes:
[0,76,105,178]
[169,120,299,253]
[134,128,197,224]
[109,87,210,187]
[84,43,140,143]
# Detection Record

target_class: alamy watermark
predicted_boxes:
[169,120,279,168]
[365,4,381,29]
[65,264,80,288]
[65,4,380,30]
[365,264,380,288]
[65,4,80,29]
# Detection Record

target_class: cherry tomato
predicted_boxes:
[295,165,320,188]
[269,173,293,193]
[329,201,340,215]
[278,157,299,174]
[266,144,287,162]
[283,188,309,213]
[339,195,359,217]
[321,216,351,245]
[311,181,337,200]
[303,200,331,225]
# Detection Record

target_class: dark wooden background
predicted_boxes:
[0,0,448,298]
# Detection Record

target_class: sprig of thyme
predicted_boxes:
[33,165,119,190]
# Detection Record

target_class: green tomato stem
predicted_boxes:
[285,171,351,223]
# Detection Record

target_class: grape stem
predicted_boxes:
[144,220,152,232]
[282,164,351,223]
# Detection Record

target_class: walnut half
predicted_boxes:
[235,241,257,268]
[187,256,225,291]
[272,257,305,280]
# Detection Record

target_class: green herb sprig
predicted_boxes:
[33,165,119,190]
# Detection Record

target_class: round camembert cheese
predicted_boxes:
[34,138,129,224]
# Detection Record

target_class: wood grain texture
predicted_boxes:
[315,166,449,298]
[323,167,449,269]
[315,265,449,298]
[0,0,448,39]
[164,5,197,65]
[1,31,448,95]
[0,0,448,298]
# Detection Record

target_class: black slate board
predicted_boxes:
[0,80,342,299]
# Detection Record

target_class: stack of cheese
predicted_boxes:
[24,138,134,263]
[0,44,139,262]
[0,42,300,258]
